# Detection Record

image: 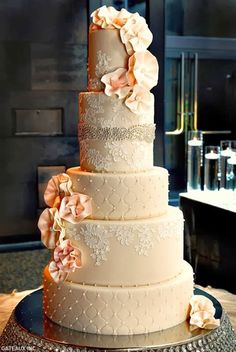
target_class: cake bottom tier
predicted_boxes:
[43,261,193,336]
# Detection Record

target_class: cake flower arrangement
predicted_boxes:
[91,6,159,115]
[189,295,220,330]
[38,173,92,283]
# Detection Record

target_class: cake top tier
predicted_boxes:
[88,6,159,116]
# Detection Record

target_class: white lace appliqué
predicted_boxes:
[80,224,112,265]
[95,50,112,78]
[80,141,113,171]
[67,220,182,265]
[88,50,112,90]
[80,140,150,172]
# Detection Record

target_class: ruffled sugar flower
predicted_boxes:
[91,5,118,29]
[38,208,64,249]
[44,173,73,209]
[189,295,220,331]
[91,6,131,29]
[101,68,131,98]
[49,239,82,283]
[112,8,131,28]
[127,51,159,90]
[120,13,153,55]
[125,85,154,115]
[59,193,92,224]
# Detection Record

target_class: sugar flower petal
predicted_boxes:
[91,6,131,29]
[112,8,131,28]
[101,68,131,99]
[127,51,159,90]
[48,260,68,283]
[44,173,73,208]
[120,13,153,55]
[190,311,220,331]
[125,85,154,115]
[38,208,60,249]
[49,239,82,283]
[189,295,220,331]
[59,193,92,224]
[190,295,216,316]
[91,5,119,29]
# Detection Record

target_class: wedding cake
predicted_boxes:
[39,6,194,335]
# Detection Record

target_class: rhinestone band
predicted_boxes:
[79,123,156,143]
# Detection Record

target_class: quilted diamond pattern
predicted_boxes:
[43,262,193,335]
[67,167,168,220]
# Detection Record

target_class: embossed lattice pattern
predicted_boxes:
[67,167,168,220]
[43,262,193,335]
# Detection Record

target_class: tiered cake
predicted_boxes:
[40,6,194,335]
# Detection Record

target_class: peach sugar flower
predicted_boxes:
[127,51,159,90]
[120,13,153,55]
[91,6,131,29]
[38,208,64,249]
[44,173,73,209]
[101,68,131,98]
[59,193,92,224]
[112,8,131,29]
[125,85,154,115]
[49,239,82,283]
[189,295,220,331]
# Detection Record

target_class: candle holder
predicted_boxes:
[204,145,220,191]
[220,140,236,189]
[226,154,236,191]
[187,131,203,191]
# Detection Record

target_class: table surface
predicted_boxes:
[180,190,236,213]
[0,286,236,337]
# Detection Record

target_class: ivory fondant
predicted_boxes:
[67,167,168,220]
[80,139,153,173]
[79,92,154,128]
[88,28,129,91]
[65,206,184,286]
[43,261,193,335]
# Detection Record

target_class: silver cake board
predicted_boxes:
[0,288,235,351]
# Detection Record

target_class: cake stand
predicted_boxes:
[0,288,235,351]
